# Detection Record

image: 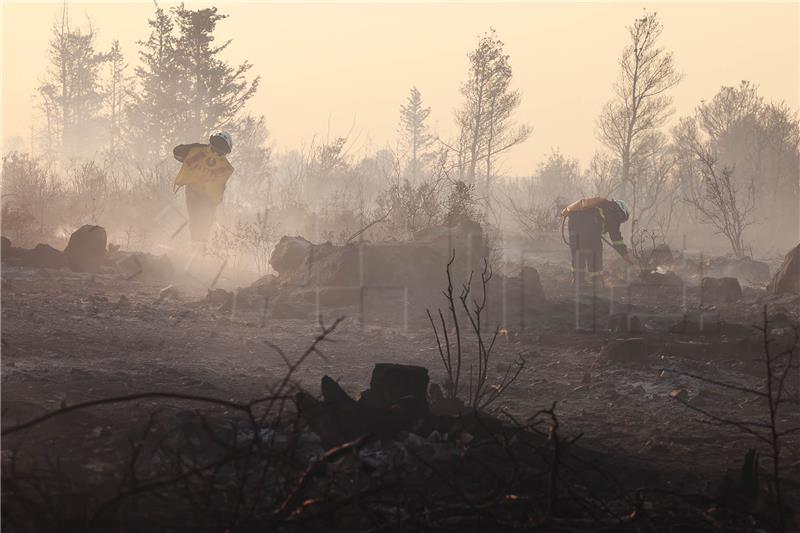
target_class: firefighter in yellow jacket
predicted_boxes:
[173,131,234,242]
[561,197,635,287]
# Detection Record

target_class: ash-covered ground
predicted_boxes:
[2,227,799,530]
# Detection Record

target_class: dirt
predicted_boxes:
[3,257,798,496]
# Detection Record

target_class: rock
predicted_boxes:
[701,277,743,304]
[515,265,547,303]
[768,243,800,295]
[107,243,120,254]
[23,244,67,269]
[64,225,107,272]
[270,235,319,274]
[359,363,430,410]
[1,238,67,269]
[600,338,654,364]
[708,256,770,284]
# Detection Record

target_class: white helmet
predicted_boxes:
[614,199,630,221]
[210,131,233,154]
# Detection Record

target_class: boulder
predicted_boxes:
[1,241,66,269]
[64,225,107,272]
[269,236,333,275]
[23,244,67,269]
[768,244,800,295]
[519,265,546,302]
[359,363,429,410]
[701,277,743,304]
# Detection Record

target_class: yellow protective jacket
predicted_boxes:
[173,144,234,205]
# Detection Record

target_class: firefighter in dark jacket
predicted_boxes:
[561,197,635,287]
[172,131,234,242]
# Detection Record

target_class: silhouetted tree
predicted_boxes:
[596,12,682,240]
[37,4,107,159]
[128,3,179,162]
[398,86,434,181]
[455,29,530,187]
[104,39,132,159]
[171,5,259,141]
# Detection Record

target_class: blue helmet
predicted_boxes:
[614,199,630,221]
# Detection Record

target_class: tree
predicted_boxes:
[104,39,132,159]
[503,150,585,236]
[398,86,434,181]
[226,114,273,206]
[675,82,800,252]
[128,3,179,162]
[36,5,107,159]
[596,12,682,240]
[455,29,530,187]
[171,5,259,142]
[673,117,756,257]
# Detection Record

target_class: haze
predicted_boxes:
[2,1,798,174]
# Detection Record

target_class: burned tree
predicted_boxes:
[673,117,757,258]
[596,11,682,241]
[455,29,530,191]
[398,86,435,182]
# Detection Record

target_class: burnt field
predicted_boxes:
[2,232,799,531]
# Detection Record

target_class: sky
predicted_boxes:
[1,1,798,176]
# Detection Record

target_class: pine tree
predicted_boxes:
[36,4,107,159]
[128,4,179,162]
[398,86,434,181]
[104,39,131,158]
[171,5,259,141]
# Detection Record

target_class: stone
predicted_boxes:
[64,225,107,272]
[600,338,653,364]
[359,363,430,410]
[23,244,67,269]
[269,236,316,274]
[701,277,743,304]
[768,243,800,295]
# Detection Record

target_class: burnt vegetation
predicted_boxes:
[2,4,800,533]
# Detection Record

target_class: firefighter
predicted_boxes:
[561,197,635,287]
[172,131,234,242]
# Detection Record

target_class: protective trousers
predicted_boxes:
[567,209,603,284]
[185,186,218,242]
